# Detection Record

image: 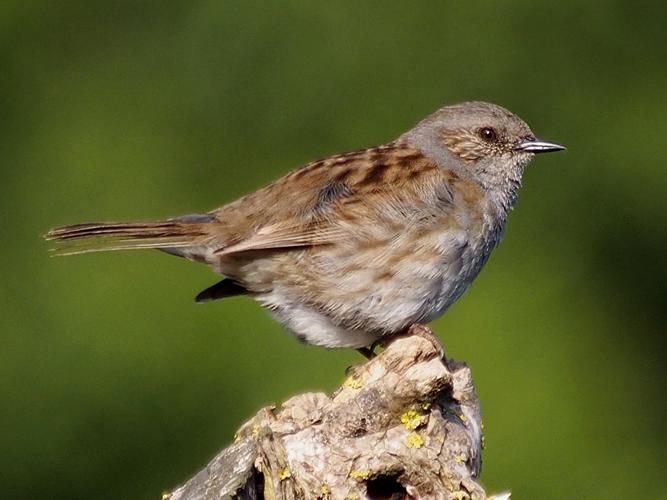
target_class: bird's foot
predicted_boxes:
[405,323,446,360]
[379,324,447,365]
[354,324,445,366]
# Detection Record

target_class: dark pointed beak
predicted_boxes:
[514,138,566,154]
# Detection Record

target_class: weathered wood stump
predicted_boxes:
[164,329,509,499]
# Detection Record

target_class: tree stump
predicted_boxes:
[163,328,509,499]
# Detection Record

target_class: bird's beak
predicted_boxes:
[514,138,566,154]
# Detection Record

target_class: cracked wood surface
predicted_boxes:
[164,330,508,499]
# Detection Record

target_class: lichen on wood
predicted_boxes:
[164,327,509,499]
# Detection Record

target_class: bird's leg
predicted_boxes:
[349,325,444,376]
[356,347,376,360]
[356,336,388,359]
[345,347,376,377]
[355,324,445,361]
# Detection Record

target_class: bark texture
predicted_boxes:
[164,329,509,499]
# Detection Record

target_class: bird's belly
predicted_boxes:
[356,231,484,330]
[228,228,492,348]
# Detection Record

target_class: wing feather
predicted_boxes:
[215,223,346,256]
[211,143,445,257]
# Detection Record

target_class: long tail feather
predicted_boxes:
[44,217,213,256]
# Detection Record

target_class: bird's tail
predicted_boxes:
[44,214,215,256]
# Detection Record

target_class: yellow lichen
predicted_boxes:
[447,408,467,422]
[279,468,292,480]
[400,409,427,430]
[349,469,371,481]
[345,493,359,500]
[405,432,424,448]
[421,402,431,410]
[451,491,470,500]
[319,483,330,498]
[344,376,363,389]
[251,424,260,437]
[161,492,171,500]
[454,453,467,465]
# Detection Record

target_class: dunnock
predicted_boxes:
[46,101,564,351]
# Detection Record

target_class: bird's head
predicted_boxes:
[401,101,565,202]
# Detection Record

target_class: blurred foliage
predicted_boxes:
[1,1,666,498]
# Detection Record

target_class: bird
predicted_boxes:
[45,101,564,355]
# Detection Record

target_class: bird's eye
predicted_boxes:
[479,127,497,142]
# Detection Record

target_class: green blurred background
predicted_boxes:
[2,1,665,498]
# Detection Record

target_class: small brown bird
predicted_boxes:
[46,101,564,352]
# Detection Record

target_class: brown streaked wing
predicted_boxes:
[211,143,444,257]
[214,223,346,256]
